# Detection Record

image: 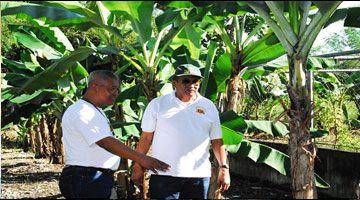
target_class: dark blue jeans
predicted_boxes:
[59,166,115,199]
[149,175,210,199]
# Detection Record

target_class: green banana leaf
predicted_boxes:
[19,46,96,94]
[10,89,43,104]
[220,110,247,145]
[14,31,62,60]
[325,7,360,28]
[242,33,285,67]
[8,20,74,53]
[170,22,204,60]
[248,76,269,104]
[200,40,217,96]
[226,140,330,188]
[245,120,289,137]
[213,53,232,93]
[1,1,96,30]
[102,1,154,46]
[116,84,144,104]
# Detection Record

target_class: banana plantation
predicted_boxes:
[2,1,360,199]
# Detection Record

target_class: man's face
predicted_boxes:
[95,78,119,106]
[173,75,201,98]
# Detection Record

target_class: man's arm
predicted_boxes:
[96,135,169,174]
[211,138,231,193]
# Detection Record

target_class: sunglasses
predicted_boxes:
[182,78,201,85]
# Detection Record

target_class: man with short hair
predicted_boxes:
[59,70,170,199]
[131,64,230,199]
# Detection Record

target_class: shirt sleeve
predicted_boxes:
[73,105,113,145]
[141,99,157,133]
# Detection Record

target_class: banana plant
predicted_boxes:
[221,110,330,188]
[200,4,285,113]
[245,1,343,198]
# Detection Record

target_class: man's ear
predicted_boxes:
[171,79,176,89]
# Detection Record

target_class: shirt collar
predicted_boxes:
[170,90,202,103]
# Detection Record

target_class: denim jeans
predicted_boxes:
[149,175,210,199]
[58,166,115,199]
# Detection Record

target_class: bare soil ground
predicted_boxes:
[1,148,64,199]
[1,147,293,199]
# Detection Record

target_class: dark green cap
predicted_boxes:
[174,64,203,78]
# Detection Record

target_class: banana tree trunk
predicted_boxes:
[209,65,241,199]
[29,118,36,153]
[225,75,241,112]
[41,114,51,158]
[287,57,317,199]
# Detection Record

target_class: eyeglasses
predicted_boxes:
[182,78,201,85]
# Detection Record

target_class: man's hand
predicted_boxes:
[131,163,145,186]
[138,154,171,175]
[218,167,231,193]
[131,156,170,187]
[95,136,170,180]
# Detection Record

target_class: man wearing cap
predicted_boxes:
[131,64,230,199]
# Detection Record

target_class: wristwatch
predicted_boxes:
[219,164,229,169]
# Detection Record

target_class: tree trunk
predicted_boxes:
[34,123,45,158]
[41,114,51,158]
[288,111,317,199]
[209,72,240,199]
[51,117,65,164]
[29,118,36,153]
[207,157,220,199]
[59,120,65,164]
[287,57,317,198]
[225,75,241,113]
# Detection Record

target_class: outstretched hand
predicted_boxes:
[139,155,171,174]
[131,155,170,187]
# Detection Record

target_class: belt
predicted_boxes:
[65,165,115,174]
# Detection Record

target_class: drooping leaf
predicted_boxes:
[220,110,247,145]
[248,76,269,104]
[10,89,43,104]
[227,140,330,188]
[1,1,96,30]
[222,125,244,146]
[15,31,62,60]
[245,120,289,137]
[220,110,248,133]
[343,7,360,28]
[19,47,97,94]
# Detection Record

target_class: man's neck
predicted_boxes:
[175,91,198,105]
[83,94,100,107]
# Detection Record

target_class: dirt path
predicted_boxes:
[1,148,64,199]
[1,148,293,199]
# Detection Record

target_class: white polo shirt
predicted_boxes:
[62,99,120,171]
[141,91,222,177]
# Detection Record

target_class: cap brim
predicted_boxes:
[175,73,203,78]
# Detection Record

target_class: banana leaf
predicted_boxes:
[246,120,289,137]
[19,47,96,94]
[227,140,330,188]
